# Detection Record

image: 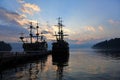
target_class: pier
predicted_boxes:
[0,51,50,71]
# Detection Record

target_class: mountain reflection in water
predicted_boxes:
[93,49,120,60]
[0,49,120,80]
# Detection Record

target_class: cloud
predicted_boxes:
[84,25,104,32]
[18,0,25,3]
[108,19,120,25]
[0,1,40,42]
[41,30,51,34]
[98,26,104,31]
[20,3,40,15]
[68,25,106,44]
[0,7,20,25]
[84,26,96,32]
[39,25,58,40]
[30,24,73,41]
[0,7,29,42]
[66,36,94,44]
[0,7,29,26]
[0,24,29,42]
[70,35,107,44]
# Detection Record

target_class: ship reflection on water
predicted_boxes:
[28,59,47,80]
[0,53,48,80]
[52,53,69,80]
[0,49,120,80]
[0,52,69,80]
[93,49,120,60]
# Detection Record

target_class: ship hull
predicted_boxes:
[52,41,69,54]
[23,42,48,52]
[52,41,69,66]
[52,52,69,66]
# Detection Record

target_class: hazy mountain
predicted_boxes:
[9,42,93,52]
[10,43,23,52]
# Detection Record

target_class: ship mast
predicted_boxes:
[58,17,61,40]
[29,22,33,43]
[36,23,39,42]
[56,17,67,41]
[19,32,25,43]
[60,19,64,40]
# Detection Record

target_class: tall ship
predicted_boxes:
[52,17,69,54]
[19,23,48,52]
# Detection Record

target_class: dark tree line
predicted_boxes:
[0,41,12,51]
[92,38,120,49]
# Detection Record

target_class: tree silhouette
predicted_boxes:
[92,38,120,49]
[0,41,12,51]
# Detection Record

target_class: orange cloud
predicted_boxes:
[20,2,40,15]
[68,26,106,44]
[17,18,29,26]
[98,26,104,31]
[0,7,29,26]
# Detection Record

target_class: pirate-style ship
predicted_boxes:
[51,18,69,80]
[20,23,48,52]
[52,17,69,54]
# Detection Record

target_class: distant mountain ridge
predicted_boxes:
[10,43,23,52]
[92,38,120,49]
[9,42,92,52]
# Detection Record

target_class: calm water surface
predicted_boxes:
[0,49,120,80]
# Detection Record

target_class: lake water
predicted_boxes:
[0,48,120,80]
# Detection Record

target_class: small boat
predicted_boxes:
[19,23,48,53]
[52,17,69,54]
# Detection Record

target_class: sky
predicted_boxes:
[0,0,120,45]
